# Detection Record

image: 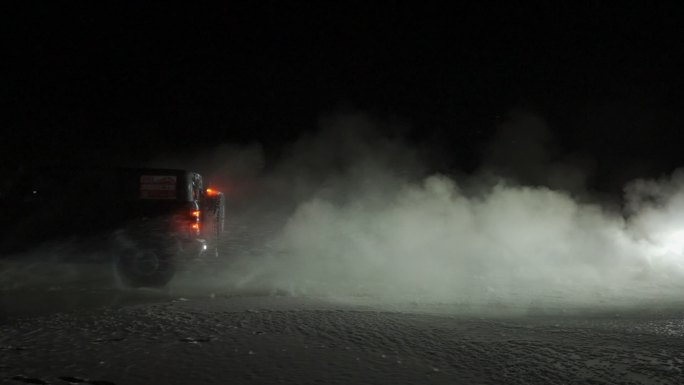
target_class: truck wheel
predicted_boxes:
[115,246,175,288]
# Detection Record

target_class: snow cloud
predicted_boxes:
[188,111,684,308]
[8,111,682,310]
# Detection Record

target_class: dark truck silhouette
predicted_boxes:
[0,167,225,287]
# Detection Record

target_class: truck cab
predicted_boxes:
[0,167,225,287]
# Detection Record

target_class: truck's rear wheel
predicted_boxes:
[115,246,175,288]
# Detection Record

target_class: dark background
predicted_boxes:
[3,1,683,194]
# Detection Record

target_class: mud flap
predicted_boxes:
[202,192,225,257]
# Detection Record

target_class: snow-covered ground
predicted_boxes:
[2,287,684,385]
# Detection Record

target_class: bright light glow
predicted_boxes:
[656,229,684,255]
[206,188,218,196]
[191,210,200,218]
[192,223,200,230]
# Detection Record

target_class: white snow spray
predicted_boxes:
[171,112,684,308]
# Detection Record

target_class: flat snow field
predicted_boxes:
[1,291,684,385]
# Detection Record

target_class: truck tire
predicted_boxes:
[115,244,175,288]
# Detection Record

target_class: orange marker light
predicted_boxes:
[191,210,200,218]
[192,223,200,230]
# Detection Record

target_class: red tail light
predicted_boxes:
[172,208,201,235]
[191,210,200,233]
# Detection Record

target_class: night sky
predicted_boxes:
[4,2,684,193]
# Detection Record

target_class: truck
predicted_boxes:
[0,167,225,288]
